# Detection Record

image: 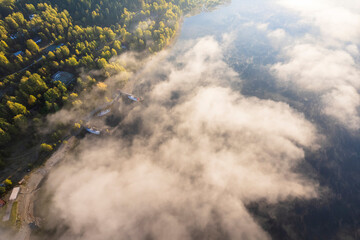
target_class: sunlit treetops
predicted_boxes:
[0,0,224,168]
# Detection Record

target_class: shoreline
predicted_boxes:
[7,3,228,238]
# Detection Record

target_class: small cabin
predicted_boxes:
[52,71,75,86]
[13,51,23,57]
[9,187,20,201]
[32,37,42,44]
[85,127,101,135]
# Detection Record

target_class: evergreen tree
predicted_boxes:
[26,39,40,53]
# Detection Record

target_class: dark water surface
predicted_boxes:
[178,1,360,239]
[35,1,360,239]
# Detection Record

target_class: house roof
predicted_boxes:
[52,71,75,86]
[32,37,42,44]
[9,187,20,201]
[13,51,23,56]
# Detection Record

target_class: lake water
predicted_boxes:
[162,1,360,238]
[35,1,360,239]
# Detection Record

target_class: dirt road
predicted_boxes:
[15,137,76,240]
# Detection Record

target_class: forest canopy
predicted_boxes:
[0,0,227,170]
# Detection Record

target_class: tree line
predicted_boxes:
[0,0,226,169]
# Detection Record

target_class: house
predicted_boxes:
[127,95,140,102]
[85,127,101,135]
[52,71,75,86]
[13,51,23,57]
[44,43,64,53]
[32,36,42,44]
[18,178,25,185]
[9,187,20,201]
[97,109,111,117]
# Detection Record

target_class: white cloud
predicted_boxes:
[39,36,320,240]
[272,44,360,92]
[267,28,287,47]
[276,0,360,43]
[322,85,360,129]
[271,0,360,129]
[268,28,286,41]
[272,43,360,128]
[346,44,359,56]
[256,23,269,31]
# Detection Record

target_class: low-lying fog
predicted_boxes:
[34,0,360,239]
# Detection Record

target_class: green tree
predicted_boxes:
[28,95,36,106]
[40,143,53,152]
[60,46,70,57]
[0,52,10,70]
[19,73,48,96]
[44,87,61,103]
[48,51,55,59]
[6,101,28,116]
[0,25,8,40]
[5,15,18,29]
[0,128,10,145]
[51,61,59,68]
[0,40,8,52]
[16,54,23,64]
[26,39,40,53]
[55,48,63,59]
[0,0,15,12]
[4,178,12,186]
[97,58,107,68]
[25,4,36,13]
[113,40,121,51]
[25,49,32,58]
[111,48,117,56]
[0,118,14,134]
[13,114,27,129]
[101,50,111,60]
[105,29,116,41]
[135,27,143,38]
[144,30,152,39]
[69,93,78,99]
[80,55,94,67]
[57,24,64,35]
[54,81,67,94]
[65,57,78,66]
[12,12,25,26]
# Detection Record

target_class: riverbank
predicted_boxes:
[15,136,77,240]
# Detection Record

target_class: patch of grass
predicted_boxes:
[0,201,18,229]
[10,201,18,226]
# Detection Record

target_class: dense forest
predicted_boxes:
[0,0,226,173]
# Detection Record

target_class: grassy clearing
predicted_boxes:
[10,201,19,227]
[0,201,19,229]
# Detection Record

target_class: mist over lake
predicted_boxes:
[1,0,360,239]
